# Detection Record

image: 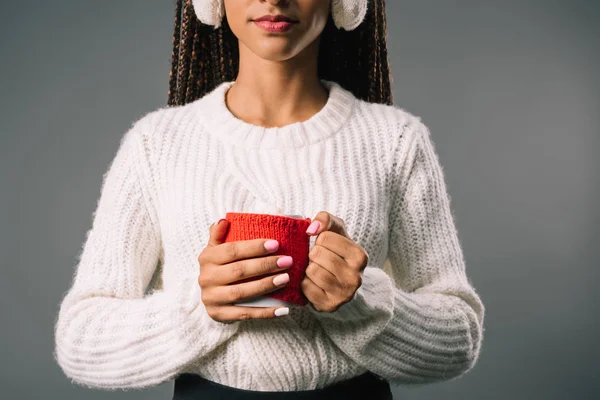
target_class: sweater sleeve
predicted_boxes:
[53,117,240,390]
[308,121,485,384]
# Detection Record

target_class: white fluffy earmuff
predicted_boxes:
[190,0,368,31]
[191,0,226,28]
[330,0,368,31]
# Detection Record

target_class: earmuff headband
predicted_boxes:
[190,0,368,31]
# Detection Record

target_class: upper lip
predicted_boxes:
[253,14,297,23]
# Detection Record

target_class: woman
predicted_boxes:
[53,0,485,398]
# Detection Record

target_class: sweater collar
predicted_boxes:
[194,79,356,149]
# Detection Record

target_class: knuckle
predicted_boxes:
[238,312,252,321]
[206,306,217,319]
[340,279,360,302]
[310,245,321,258]
[316,231,330,246]
[358,249,369,266]
[329,299,341,312]
[201,287,214,305]
[340,282,352,298]
[224,243,238,260]
[201,288,217,306]
[197,248,207,264]
[343,279,361,301]
[212,308,227,322]
[343,289,355,303]
[228,285,244,302]
[339,278,350,291]
[300,280,308,293]
[305,263,316,278]
[261,257,274,274]
[230,262,246,280]
[197,273,208,289]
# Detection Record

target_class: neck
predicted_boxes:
[227,38,328,128]
[193,79,357,149]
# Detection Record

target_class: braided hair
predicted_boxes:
[167,0,392,106]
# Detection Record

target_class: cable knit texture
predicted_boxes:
[53,79,485,391]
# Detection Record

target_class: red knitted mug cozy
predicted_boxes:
[223,212,312,306]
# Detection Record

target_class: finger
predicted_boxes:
[301,276,327,306]
[305,260,340,292]
[210,305,290,322]
[211,254,292,286]
[208,219,229,247]
[204,271,290,305]
[208,238,281,265]
[306,211,348,237]
[312,231,361,262]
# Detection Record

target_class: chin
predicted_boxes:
[249,43,300,62]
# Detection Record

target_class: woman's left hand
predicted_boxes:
[301,211,369,312]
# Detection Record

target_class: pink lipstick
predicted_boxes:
[253,14,298,33]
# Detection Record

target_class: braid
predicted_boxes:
[168,0,392,106]
[167,0,182,105]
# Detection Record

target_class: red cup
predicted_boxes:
[223,212,312,307]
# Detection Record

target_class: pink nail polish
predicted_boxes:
[273,273,290,286]
[306,221,320,235]
[277,256,293,267]
[264,240,279,252]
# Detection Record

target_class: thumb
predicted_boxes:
[307,211,349,238]
[208,218,229,247]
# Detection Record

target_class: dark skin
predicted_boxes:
[301,212,369,313]
[199,212,369,322]
[198,0,369,322]
[224,0,330,128]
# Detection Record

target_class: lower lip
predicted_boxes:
[253,20,295,33]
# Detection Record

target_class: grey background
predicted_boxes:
[1,0,598,399]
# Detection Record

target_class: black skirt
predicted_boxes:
[172,371,393,400]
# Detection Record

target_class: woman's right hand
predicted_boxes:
[197,219,293,323]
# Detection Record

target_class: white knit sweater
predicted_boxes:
[53,79,485,391]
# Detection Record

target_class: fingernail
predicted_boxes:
[306,221,320,235]
[275,307,289,317]
[273,273,290,286]
[276,256,293,267]
[264,240,279,252]
[216,218,227,226]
